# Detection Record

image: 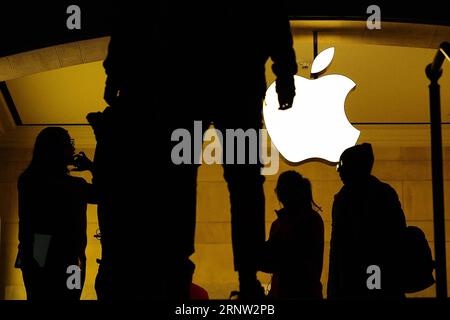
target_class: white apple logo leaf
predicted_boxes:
[311,47,335,74]
[263,46,360,165]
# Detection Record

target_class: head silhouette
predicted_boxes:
[28,127,75,174]
[275,171,318,212]
[337,143,374,185]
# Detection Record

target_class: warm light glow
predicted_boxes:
[6,61,106,124]
[264,47,360,164]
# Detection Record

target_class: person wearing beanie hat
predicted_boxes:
[328,143,407,299]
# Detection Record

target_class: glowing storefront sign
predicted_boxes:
[264,47,360,164]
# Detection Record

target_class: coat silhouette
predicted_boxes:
[327,143,407,299]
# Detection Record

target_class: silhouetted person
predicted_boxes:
[88,2,175,300]
[87,106,167,300]
[327,143,406,299]
[259,171,324,299]
[160,1,297,299]
[16,127,95,300]
[99,1,297,299]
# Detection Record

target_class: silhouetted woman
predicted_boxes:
[260,171,324,299]
[16,127,96,300]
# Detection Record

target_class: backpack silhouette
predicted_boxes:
[401,226,435,293]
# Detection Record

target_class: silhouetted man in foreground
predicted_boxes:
[327,143,406,299]
[17,127,95,300]
[90,3,174,300]
[158,2,297,299]
[97,1,297,299]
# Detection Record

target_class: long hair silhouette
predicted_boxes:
[25,127,74,175]
[275,170,321,212]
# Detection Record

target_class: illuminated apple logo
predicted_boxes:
[264,47,360,164]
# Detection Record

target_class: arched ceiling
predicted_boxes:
[0,21,449,127]
[1,21,450,82]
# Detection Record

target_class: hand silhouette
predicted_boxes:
[278,95,294,110]
[72,152,93,172]
[276,77,296,110]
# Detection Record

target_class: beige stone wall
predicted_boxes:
[0,125,449,299]
[193,143,450,298]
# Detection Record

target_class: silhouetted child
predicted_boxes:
[327,143,406,299]
[16,127,96,300]
[260,171,324,299]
